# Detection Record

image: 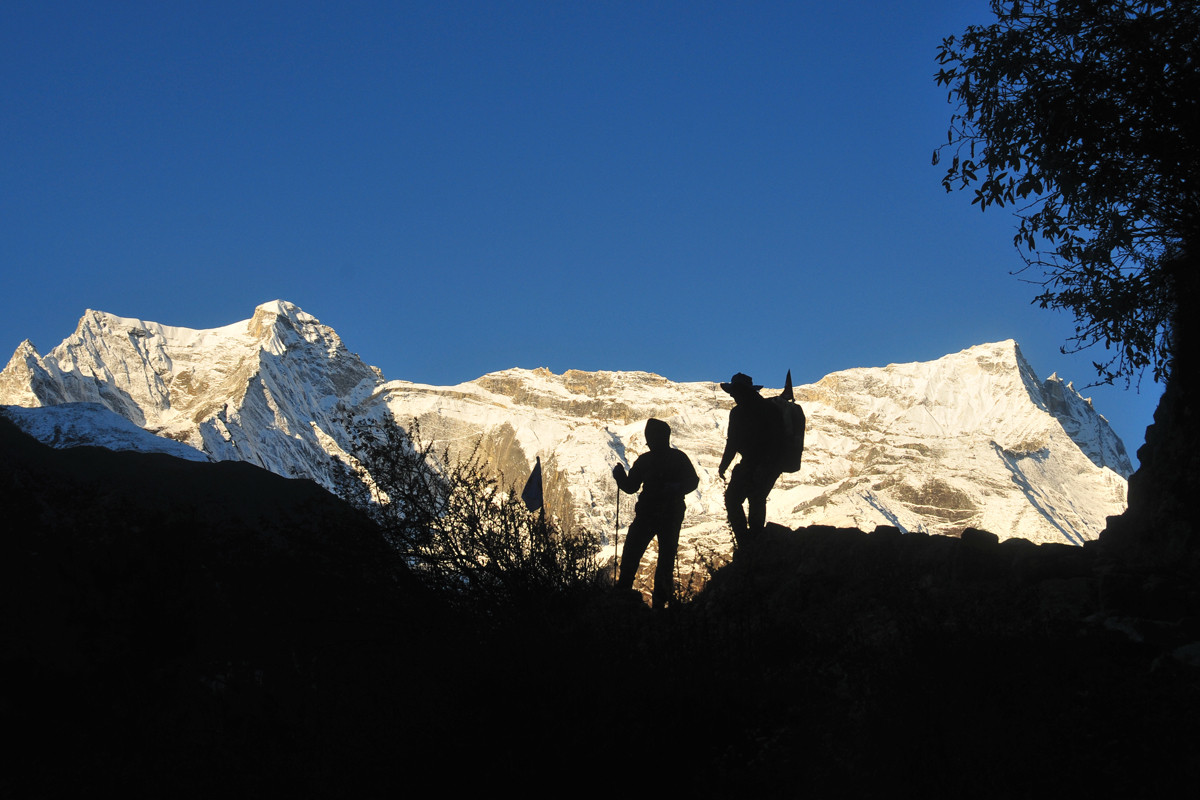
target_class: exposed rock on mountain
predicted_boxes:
[1,302,1131,565]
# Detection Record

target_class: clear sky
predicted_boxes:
[1,0,1162,465]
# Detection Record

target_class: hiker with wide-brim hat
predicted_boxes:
[718,372,784,547]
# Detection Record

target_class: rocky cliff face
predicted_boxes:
[1,302,1131,570]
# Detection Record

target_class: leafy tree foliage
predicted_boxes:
[336,417,602,607]
[935,0,1199,384]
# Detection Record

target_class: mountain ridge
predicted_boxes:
[1,302,1131,561]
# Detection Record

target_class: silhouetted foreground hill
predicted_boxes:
[4,417,1199,797]
[0,417,448,796]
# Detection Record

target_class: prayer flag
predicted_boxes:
[521,456,543,511]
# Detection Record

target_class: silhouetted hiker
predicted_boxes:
[613,418,699,608]
[718,372,785,547]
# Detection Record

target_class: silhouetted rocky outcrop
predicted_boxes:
[1104,378,1200,573]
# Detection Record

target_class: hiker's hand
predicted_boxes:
[612,464,626,482]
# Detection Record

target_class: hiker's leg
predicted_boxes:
[651,515,682,609]
[747,468,781,536]
[619,515,653,591]
[724,465,751,545]
[747,496,766,535]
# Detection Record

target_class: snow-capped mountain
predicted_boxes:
[1,301,1131,566]
[1,301,382,487]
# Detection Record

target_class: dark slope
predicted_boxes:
[5,415,1200,797]
[0,417,452,797]
[690,524,1200,795]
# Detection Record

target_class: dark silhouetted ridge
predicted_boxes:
[4,416,1199,796]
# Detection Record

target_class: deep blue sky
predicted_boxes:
[1,1,1161,463]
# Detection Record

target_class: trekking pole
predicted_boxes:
[613,479,620,584]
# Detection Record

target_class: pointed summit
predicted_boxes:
[255,299,303,317]
[248,299,320,343]
[0,340,55,408]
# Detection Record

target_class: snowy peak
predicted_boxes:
[1,302,383,487]
[805,340,1038,443]
[0,340,54,407]
[801,340,1130,478]
[248,300,328,356]
[18,301,382,428]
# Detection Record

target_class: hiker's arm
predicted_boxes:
[613,462,641,494]
[718,438,736,478]
[680,456,700,495]
[719,409,740,478]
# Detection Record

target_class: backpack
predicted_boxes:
[772,370,806,473]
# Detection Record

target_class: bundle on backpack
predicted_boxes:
[772,370,806,473]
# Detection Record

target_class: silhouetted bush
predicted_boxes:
[337,417,602,607]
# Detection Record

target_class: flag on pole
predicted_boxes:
[521,456,544,511]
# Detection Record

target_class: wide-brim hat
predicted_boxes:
[720,372,761,394]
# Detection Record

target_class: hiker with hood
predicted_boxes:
[718,372,785,547]
[612,418,699,609]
